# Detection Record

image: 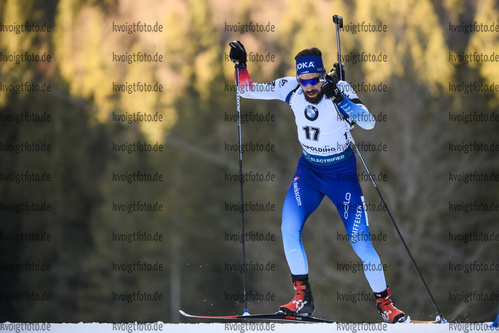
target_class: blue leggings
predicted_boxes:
[281,154,387,293]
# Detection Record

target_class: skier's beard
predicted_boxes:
[304,88,324,104]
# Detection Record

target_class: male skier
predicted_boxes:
[229,40,406,323]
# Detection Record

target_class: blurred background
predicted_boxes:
[0,0,498,324]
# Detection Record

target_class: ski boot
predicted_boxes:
[279,274,314,316]
[375,287,406,323]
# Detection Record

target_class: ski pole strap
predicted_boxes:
[302,146,353,166]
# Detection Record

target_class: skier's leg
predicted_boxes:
[279,163,324,315]
[281,175,323,275]
[334,185,387,292]
[327,156,405,322]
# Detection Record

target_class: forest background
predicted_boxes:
[0,0,498,324]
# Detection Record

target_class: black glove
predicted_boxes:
[229,41,247,69]
[321,78,343,103]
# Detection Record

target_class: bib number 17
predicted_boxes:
[302,126,320,141]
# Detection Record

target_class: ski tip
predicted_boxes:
[179,310,190,317]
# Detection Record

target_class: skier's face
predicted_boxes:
[298,72,325,104]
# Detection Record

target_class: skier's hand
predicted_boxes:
[330,62,345,81]
[321,79,343,103]
[229,41,247,69]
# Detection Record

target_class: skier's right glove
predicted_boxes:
[229,41,247,69]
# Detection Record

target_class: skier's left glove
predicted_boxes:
[321,79,343,104]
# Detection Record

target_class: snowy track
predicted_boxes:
[1,322,498,333]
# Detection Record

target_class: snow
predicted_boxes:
[1,322,498,333]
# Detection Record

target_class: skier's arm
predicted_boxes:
[229,40,296,102]
[236,68,297,101]
[337,81,375,130]
[322,78,376,130]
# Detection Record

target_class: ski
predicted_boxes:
[407,316,447,324]
[409,320,440,324]
[179,310,334,323]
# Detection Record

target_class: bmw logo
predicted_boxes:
[304,105,319,121]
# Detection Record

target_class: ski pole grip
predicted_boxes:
[333,14,344,81]
[229,41,241,66]
[333,15,343,28]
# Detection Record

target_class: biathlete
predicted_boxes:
[229,41,405,323]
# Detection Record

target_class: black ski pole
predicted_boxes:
[331,14,445,323]
[333,15,344,81]
[229,41,249,316]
